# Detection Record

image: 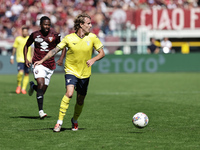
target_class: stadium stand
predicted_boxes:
[0,0,200,55]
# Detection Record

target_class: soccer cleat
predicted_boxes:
[16,86,21,94]
[71,118,78,131]
[21,89,27,94]
[53,124,62,132]
[39,110,47,119]
[28,81,35,96]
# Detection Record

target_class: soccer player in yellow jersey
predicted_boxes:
[10,26,33,94]
[34,13,105,132]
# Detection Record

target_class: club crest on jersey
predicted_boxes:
[48,37,53,42]
[86,41,90,46]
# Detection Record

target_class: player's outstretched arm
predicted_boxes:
[34,47,61,67]
[86,48,105,67]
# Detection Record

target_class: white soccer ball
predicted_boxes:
[132,112,149,128]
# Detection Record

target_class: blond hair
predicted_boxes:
[74,13,91,32]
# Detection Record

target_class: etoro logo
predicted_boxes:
[95,55,166,73]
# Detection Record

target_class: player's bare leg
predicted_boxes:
[28,81,47,96]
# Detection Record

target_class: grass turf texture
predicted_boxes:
[0,73,199,150]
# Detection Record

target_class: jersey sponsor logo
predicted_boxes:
[35,35,43,42]
[40,41,49,51]
[48,37,53,42]
[73,43,77,45]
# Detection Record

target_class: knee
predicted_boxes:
[37,83,44,89]
[18,71,24,75]
[66,92,73,98]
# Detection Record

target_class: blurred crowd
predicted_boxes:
[0,0,199,41]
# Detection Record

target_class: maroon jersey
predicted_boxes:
[26,29,61,70]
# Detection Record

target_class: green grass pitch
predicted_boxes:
[0,72,199,150]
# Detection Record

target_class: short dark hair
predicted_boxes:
[150,37,155,42]
[74,13,91,32]
[40,16,51,25]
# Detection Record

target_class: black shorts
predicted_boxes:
[17,63,29,74]
[65,74,90,96]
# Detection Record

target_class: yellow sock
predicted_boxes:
[17,72,23,87]
[73,103,84,121]
[22,75,29,90]
[58,95,71,121]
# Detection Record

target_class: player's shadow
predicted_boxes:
[9,91,18,94]
[49,128,86,132]
[128,131,144,134]
[10,116,52,119]
[23,128,86,132]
